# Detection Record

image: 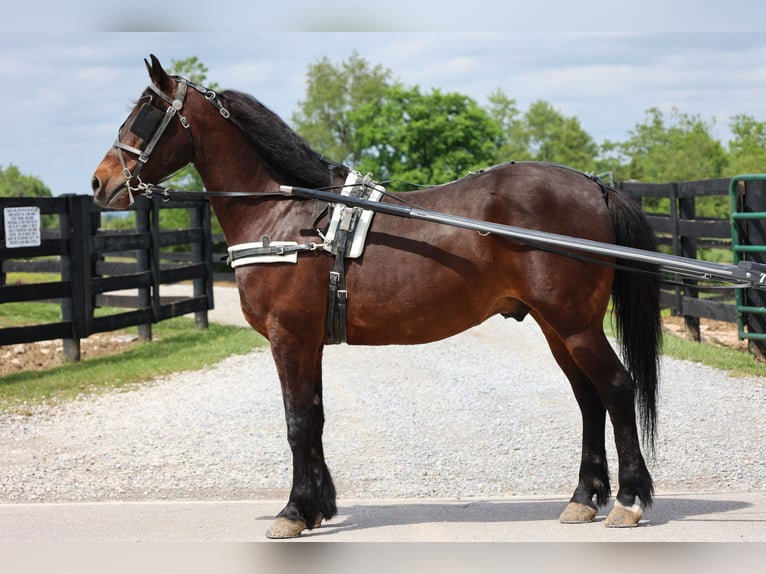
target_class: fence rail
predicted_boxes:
[1,194,214,361]
[619,178,735,330]
[619,177,765,356]
[3,176,765,361]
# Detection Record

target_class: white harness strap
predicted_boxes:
[323,171,385,258]
[226,171,385,266]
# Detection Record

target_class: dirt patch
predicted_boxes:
[0,333,141,378]
[661,315,748,350]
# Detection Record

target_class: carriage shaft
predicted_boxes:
[280,185,766,290]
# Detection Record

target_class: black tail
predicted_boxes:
[606,189,662,451]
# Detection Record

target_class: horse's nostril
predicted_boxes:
[91,176,101,193]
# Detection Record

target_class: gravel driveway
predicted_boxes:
[1,287,764,503]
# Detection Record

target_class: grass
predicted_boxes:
[605,313,766,379]
[658,329,765,378]
[0,301,62,327]
[0,312,265,413]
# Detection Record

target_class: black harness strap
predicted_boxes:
[326,207,353,344]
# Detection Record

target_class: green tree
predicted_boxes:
[0,164,55,228]
[0,164,51,198]
[618,107,727,183]
[727,114,766,175]
[292,51,393,166]
[170,56,217,88]
[351,85,503,189]
[523,100,598,170]
[488,92,598,172]
[486,88,527,162]
[617,107,728,217]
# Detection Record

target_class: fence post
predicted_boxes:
[678,188,701,341]
[666,183,684,318]
[135,199,152,342]
[149,197,162,322]
[59,198,79,361]
[189,203,211,329]
[64,196,95,360]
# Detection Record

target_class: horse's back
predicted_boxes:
[344,162,616,344]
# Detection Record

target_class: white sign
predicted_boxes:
[4,206,41,248]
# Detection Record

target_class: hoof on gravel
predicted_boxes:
[559,502,598,524]
[604,501,643,528]
[313,514,324,529]
[266,517,307,539]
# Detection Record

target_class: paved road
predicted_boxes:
[1,492,764,542]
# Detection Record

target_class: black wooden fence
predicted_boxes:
[1,194,214,361]
[3,176,765,362]
[619,176,766,356]
[619,178,735,334]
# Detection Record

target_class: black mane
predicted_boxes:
[217,90,348,188]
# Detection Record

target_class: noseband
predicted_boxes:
[113,75,230,203]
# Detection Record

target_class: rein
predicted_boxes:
[141,183,293,202]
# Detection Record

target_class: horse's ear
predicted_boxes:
[144,54,171,90]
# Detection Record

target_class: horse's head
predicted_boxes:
[92,54,200,209]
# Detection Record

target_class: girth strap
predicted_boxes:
[326,209,353,344]
[225,235,318,267]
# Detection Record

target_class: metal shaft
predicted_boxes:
[281,185,766,290]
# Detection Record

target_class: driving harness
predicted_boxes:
[226,171,385,344]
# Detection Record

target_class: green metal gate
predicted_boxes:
[729,174,766,349]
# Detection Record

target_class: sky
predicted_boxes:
[3,5,766,196]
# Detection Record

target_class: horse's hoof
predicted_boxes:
[559,502,598,524]
[265,517,307,539]
[604,501,643,528]
[313,514,324,528]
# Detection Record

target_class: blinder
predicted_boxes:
[130,103,165,141]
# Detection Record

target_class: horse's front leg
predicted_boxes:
[266,340,336,539]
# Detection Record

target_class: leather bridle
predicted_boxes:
[112,75,230,203]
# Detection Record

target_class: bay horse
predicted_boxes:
[92,55,662,538]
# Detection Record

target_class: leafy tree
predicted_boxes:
[618,107,727,183]
[727,114,766,175]
[0,164,55,228]
[486,88,527,162]
[616,107,728,217]
[488,92,598,172]
[292,51,393,166]
[523,100,599,170]
[0,164,51,198]
[170,56,217,88]
[351,85,503,189]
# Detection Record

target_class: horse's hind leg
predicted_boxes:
[266,340,337,539]
[538,317,652,527]
[568,330,652,526]
[540,328,610,523]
